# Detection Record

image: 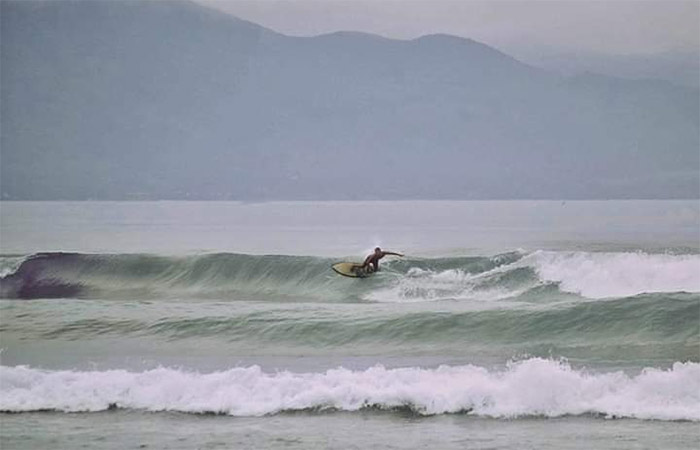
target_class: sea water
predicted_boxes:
[1,200,699,449]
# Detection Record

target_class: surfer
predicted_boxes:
[361,247,403,272]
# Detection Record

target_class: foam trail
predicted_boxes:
[2,359,698,420]
[528,251,700,298]
[364,266,536,302]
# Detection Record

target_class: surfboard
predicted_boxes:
[332,262,373,278]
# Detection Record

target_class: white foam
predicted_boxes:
[0,256,27,278]
[365,265,534,303]
[527,251,700,298]
[2,359,698,420]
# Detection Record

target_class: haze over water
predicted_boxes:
[2,200,698,256]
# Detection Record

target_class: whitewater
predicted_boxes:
[1,200,699,450]
[2,359,699,421]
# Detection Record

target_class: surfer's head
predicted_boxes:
[375,247,382,253]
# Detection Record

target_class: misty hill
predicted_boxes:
[523,50,700,90]
[2,0,698,200]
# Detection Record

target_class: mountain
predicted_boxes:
[522,50,700,90]
[1,0,698,200]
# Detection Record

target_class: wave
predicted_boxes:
[1,250,698,301]
[0,255,26,278]
[1,359,698,420]
[0,252,346,301]
[527,251,700,299]
[0,251,523,301]
[22,294,698,357]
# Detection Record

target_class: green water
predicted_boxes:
[1,201,699,449]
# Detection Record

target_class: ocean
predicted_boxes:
[1,200,699,449]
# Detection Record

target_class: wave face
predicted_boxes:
[1,251,698,301]
[6,294,693,361]
[1,359,698,420]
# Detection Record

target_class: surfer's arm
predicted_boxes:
[383,251,404,257]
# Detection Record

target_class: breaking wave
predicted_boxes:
[1,250,698,301]
[527,251,700,299]
[1,359,698,420]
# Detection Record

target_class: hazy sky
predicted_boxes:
[198,0,699,56]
